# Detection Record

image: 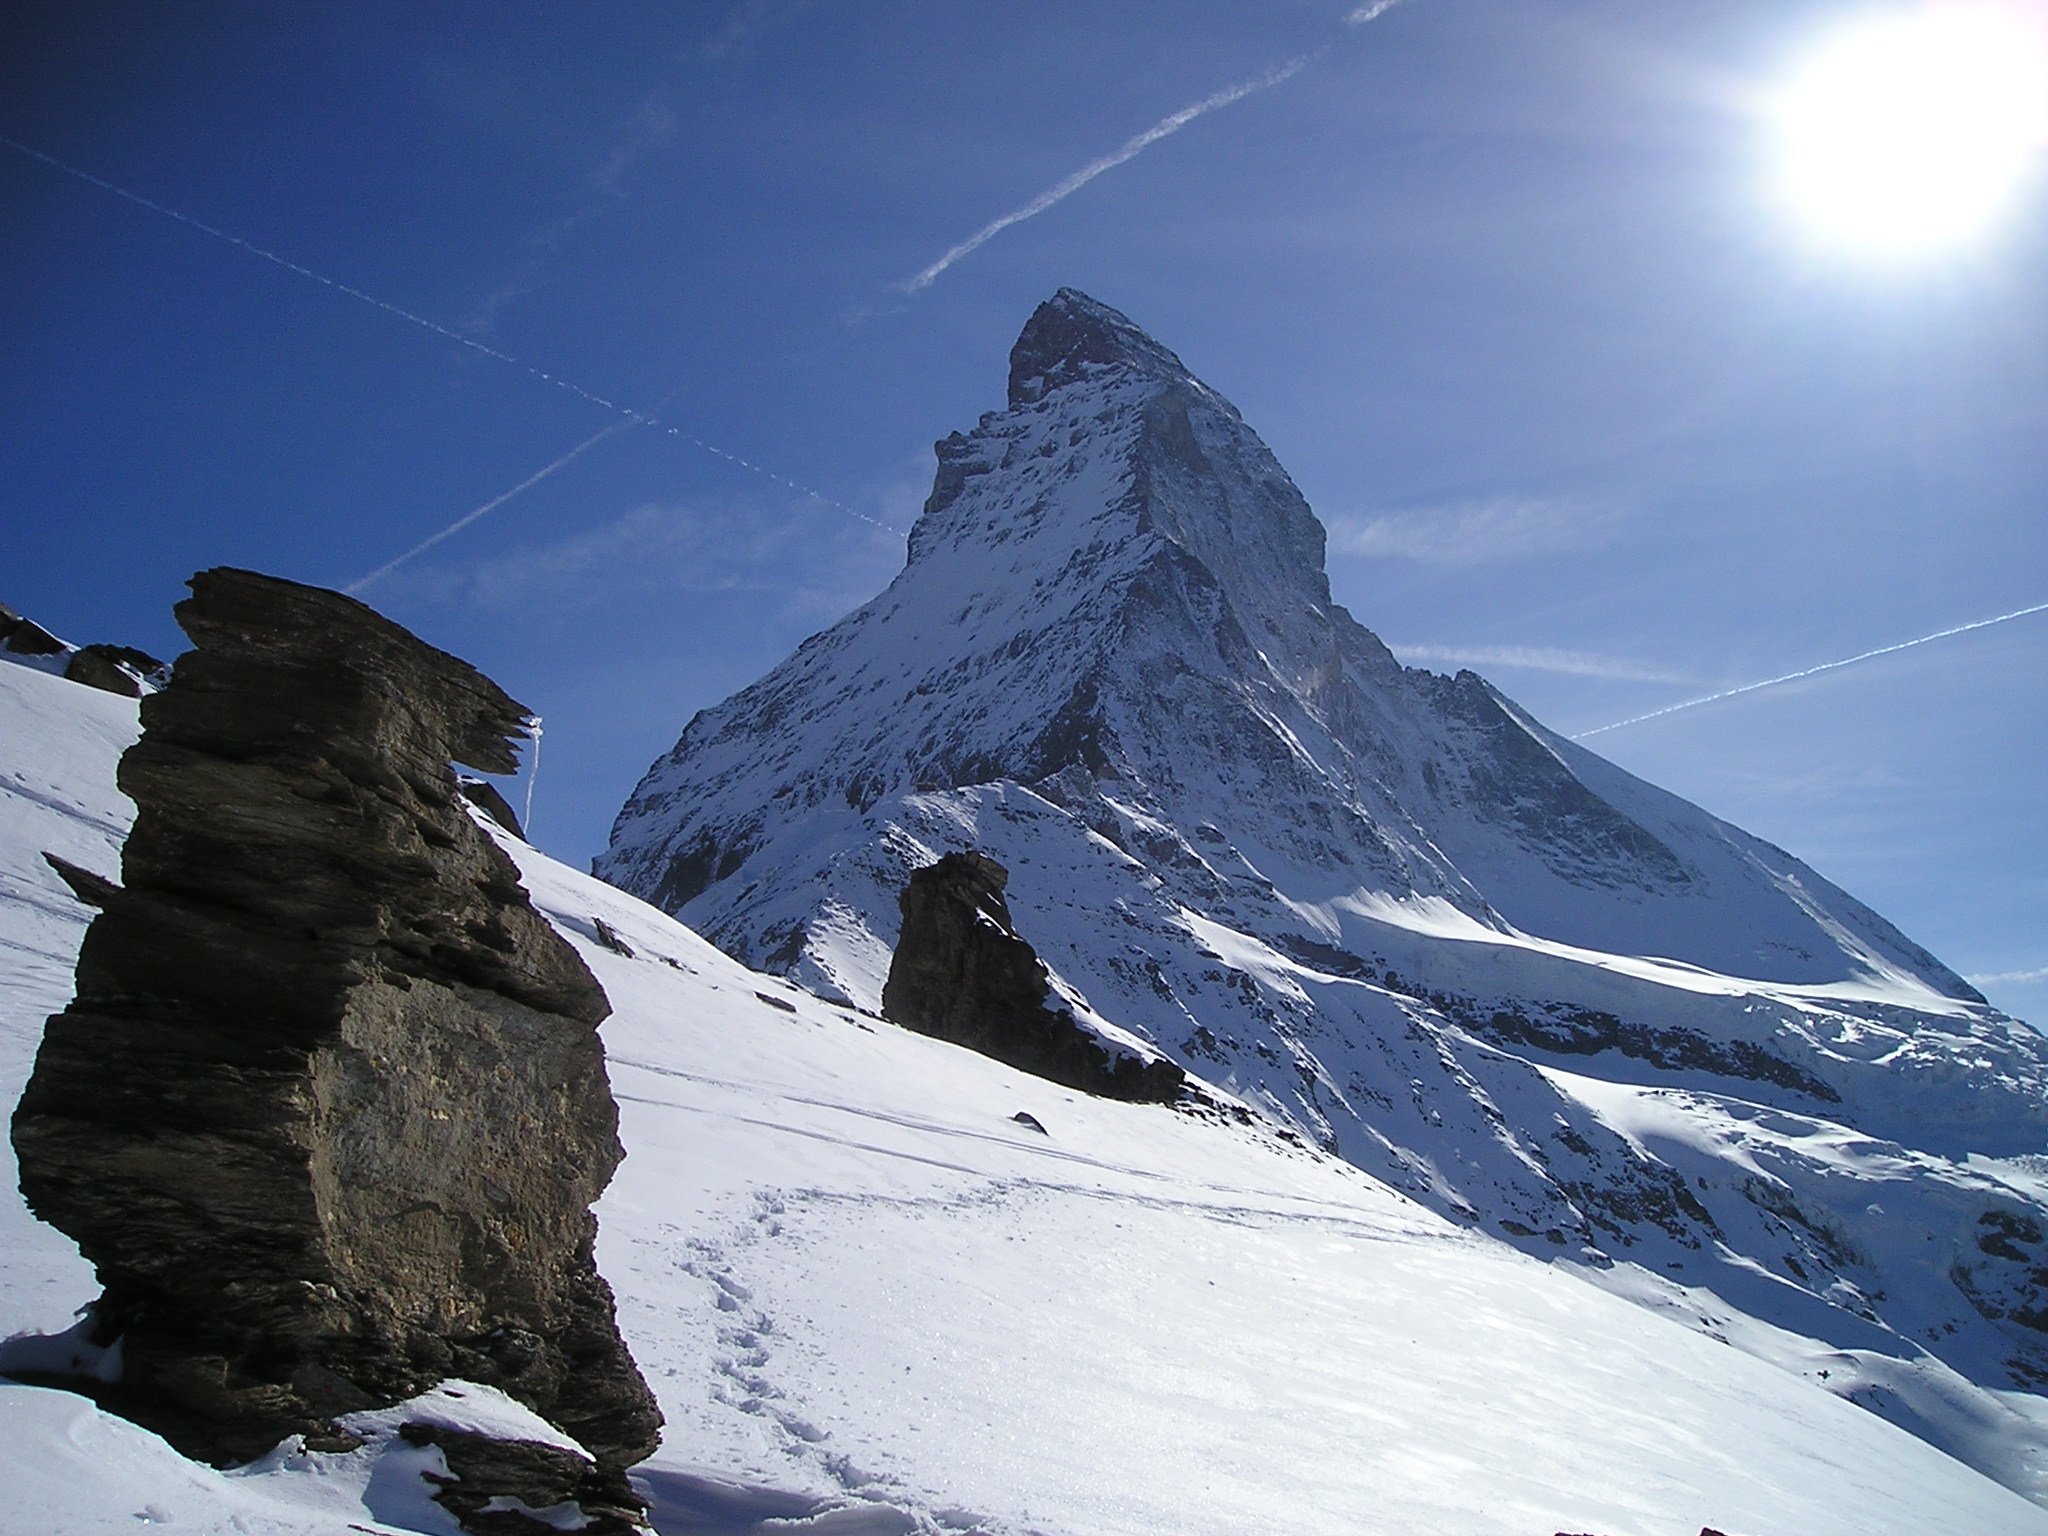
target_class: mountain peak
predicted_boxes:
[1007,288,1192,407]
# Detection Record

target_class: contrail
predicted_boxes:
[1572,599,2048,739]
[1,133,897,536]
[901,52,1322,294]
[347,418,635,594]
[899,0,1411,294]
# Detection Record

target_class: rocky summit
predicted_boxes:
[602,290,2048,1441]
[11,569,659,1518]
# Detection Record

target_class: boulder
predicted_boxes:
[457,773,526,839]
[10,569,660,1516]
[882,851,1182,1103]
[0,604,65,656]
[63,642,170,697]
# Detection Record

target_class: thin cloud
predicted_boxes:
[703,0,807,61]
[466,97,678,334]
[890,0,1417,293]
[1968,966,2048,987]
[1389,642,1695,685]
[589,99,679,198]
[386,500,898,617]
[901,52,1323,294]
[1327,497,1620,564]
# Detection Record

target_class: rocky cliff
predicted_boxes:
[11,569,659,1521]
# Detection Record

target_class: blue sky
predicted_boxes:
[4,1,2044,1023]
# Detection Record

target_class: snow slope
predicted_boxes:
[7,653,2048,1532]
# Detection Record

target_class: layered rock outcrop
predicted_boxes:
[882,851,1183,1103]
[10,568,659,1518]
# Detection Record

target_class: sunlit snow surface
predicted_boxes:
[4,659,2048,1534]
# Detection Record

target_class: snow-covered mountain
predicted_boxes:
[602,290,2048,1473]
[9,655,2048,1534]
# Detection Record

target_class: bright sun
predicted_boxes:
[1771,2,2048,256]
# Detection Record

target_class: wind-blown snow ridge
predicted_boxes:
[603,289,2048,1493]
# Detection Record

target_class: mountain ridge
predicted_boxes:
[600,290,2048,1469]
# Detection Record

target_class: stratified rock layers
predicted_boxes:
[11,568,660,1473]
[883,851,1182,1103]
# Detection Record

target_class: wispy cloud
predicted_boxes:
[383,499,897,618]
[901,53,1322,294]
[1389,642,1695,685]
[1967,966,2048,987]
[1347,0,1408,21]
[465,97,678,334]
[703,0,807,61]
[1327,497,1619,564]
[1,131,874,538]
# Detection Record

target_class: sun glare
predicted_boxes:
[1771,2,2048,256]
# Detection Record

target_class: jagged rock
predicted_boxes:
[10,568,661,1503]
[591,918,635,957]
[41,851,119,909]
[457,773,526,839]
[64,642,170,697]
[0,602,65,656]
[881,851,1182,1103]
[401,1422,647,1536]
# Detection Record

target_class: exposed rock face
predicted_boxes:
[41,851,119,909]
[403,1422,649,1536]
[10,568,660,1496]
[882,852,1182,1103]
[1,602,168,695]
[458,773,527,839]
[64,642,170,698]
[0,601,65,656]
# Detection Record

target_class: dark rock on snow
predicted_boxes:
[882,850,1182,1103]
[40,851,119,909]
[2,600,169,694]
[401,1420,649,1536]
[65,641,170,697]
[457,772,526,839]
[0,600,65,656]
[9,569,659,1522]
